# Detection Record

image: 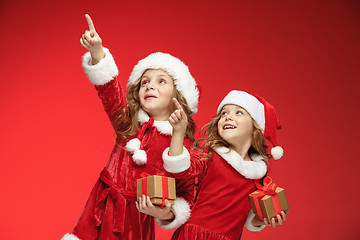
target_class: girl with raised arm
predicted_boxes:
[161,91,287,239]
[62,14,199,240]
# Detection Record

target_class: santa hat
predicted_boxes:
[128,52,199,115]
[217,90,284,160]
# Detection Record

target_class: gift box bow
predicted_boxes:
[252,176,282,220]
[254,176,278,196]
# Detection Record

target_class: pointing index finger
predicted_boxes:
[173,98,183,111]
[85,14,96,32]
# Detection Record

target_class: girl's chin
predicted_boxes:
[142,109,171,121]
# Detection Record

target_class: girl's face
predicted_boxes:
[138,69,175,120]
[217,104,254,147]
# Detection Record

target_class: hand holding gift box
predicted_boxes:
[249,176,289,222]
[137,174,176,206]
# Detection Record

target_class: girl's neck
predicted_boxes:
[231,141,252,161]
[151,115,169,121]
[146,111,170,121]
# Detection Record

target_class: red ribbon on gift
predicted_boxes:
[140,173,169,207]
[252,176,282,220]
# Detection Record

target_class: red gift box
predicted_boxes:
[249,176,289,221]
[137,174,176,206]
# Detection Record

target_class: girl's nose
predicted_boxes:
[225,114,233,121]
[146,83,155,90]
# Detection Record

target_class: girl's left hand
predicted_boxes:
[252,211,287,228]
[136,195,175,220]
[168,98,188,133]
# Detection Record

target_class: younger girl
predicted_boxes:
[158,90,287,239]
[62,14,199,240]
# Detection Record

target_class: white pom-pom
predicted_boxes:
[61,233,80,240]
[126,138,141,153]
[133,149,147,165]
[271,146,284,160]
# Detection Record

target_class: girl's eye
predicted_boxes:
[221,112,228,116]
[236,111,243,115]
[141,80,149,85]
[159,79,166,84]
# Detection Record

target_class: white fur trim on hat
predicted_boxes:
[82,47,119,85]
[128,52,199,114]
[245,209,266,232]
[214,147,267,179]
[217,90,265,131]
[155,197,191,230]
[61,233,81,240]
[271,146,284,160]
[162,147,191,173]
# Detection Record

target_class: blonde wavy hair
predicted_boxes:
[111,76,196,142]
[194,111,269,160]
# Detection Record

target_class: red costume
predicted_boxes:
[62,49,194,240]
[160,146,267,240]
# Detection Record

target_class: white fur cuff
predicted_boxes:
[82,47,119,85]
[61,233,80,240]
[162,147,190,173]
[155,197,191,230]
[244,209,266,232]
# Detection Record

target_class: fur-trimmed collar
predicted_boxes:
[138,109,173,136]
[214,147,267,179]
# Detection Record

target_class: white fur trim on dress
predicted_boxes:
[153,120,173,136]
[217,90,265,131]
[82,47,119,85]
[127,109,173,165]
[244,209,266,232]
[138,108,173,136]
[271,146,284,160]
[138,108,150,124]
[155,197,191,230]
[128,52,199,115]
[162,147,191,173]
[61,233,80,240]
[214,147,267,179]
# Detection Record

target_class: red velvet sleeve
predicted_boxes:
[94,77,128,132]
[170,142,209,206]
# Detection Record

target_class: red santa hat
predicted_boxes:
[128,52,199,115]
[217,90,284,160]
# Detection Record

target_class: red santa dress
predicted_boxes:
[62,48,194,240]
[159,146,267,240]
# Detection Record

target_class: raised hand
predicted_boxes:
[168,98,188,134]
[168,98,188,156]
[80,14,105,64]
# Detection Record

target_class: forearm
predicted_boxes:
[90,48,105,65]
[169,129,186,156]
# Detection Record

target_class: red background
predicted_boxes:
[0,0,359,239]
